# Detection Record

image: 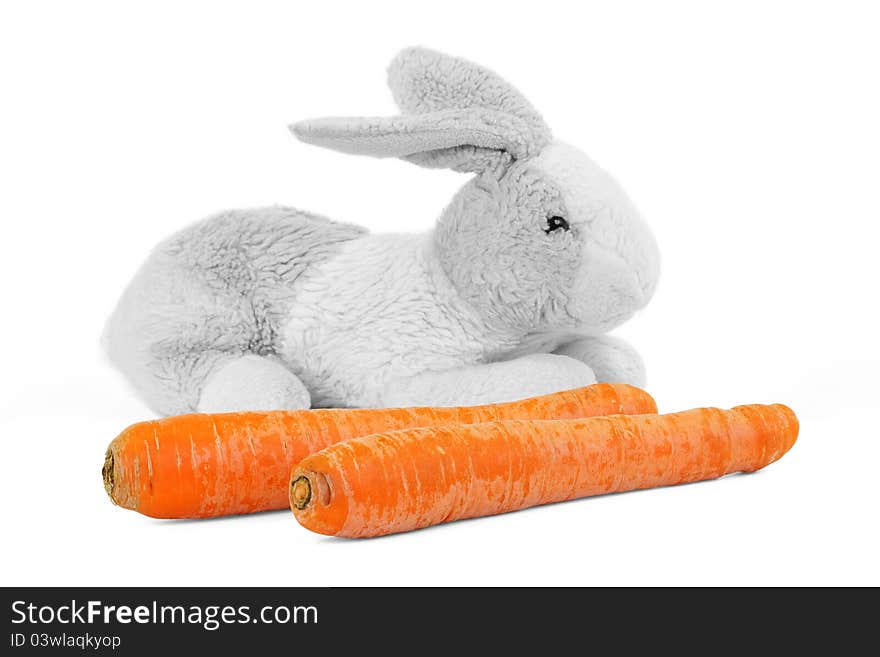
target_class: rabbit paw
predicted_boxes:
[554,336,646,388]
[379,353,596,408]
[198,355,311,412]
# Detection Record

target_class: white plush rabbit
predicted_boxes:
[104,47,660,415]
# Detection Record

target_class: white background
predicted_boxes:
[1,1,877,586]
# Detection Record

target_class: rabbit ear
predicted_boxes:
[291,107,542,173]
[388,47,546,123]
[386,47,552,168]
[292,48,552,173]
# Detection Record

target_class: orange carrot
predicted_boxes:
[103,383,656,519]
[290,404,798,538]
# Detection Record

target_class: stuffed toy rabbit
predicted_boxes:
[104,47,660,415]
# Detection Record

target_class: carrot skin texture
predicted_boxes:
[103,383,656,518]
[290,404,799,538]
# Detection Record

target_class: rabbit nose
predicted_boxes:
[608,269,645,311]
[597,240,659,310]
[571,245,651,331]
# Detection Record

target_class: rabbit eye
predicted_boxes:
[544,215,570,234]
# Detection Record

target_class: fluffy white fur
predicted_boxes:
[104,47,660,414]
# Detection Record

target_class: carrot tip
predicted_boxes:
[102,449,115,502]
[291,476,312,510]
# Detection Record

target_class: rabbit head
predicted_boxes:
[292,47,660,334]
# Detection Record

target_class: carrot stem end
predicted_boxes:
[102,449,115,503]
[291,476,312,510]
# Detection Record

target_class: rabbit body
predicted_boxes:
[104,48,660,414]
[279,231,600,409]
